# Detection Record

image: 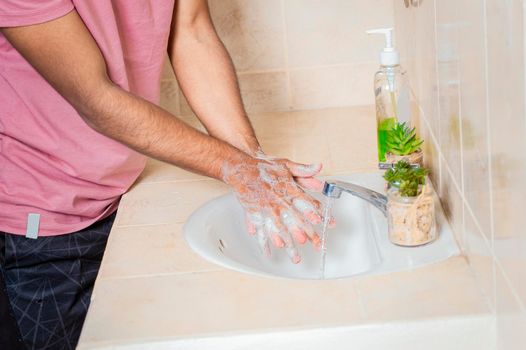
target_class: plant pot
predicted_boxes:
[386,186,436,246]
[385,149,423,167]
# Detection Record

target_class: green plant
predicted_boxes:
[383,161,428,197]
[386,122,423,156]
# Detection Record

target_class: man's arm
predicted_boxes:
[168,0,260,155]
[1,10,249,179]
[2,9,327,262]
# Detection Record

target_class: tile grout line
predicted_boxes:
[447,0,468,258]
[481,0,496,250]
[524,0,526,141]
[418,105,441,181]
[236,60,379,76]
[115,216,226,229]
[458,74,472,304]
[99,269,225,282]
[432,0,443,195]
[114,222,188,229]
[458,84,467,253]
[491,257,498,323]
[456,6,466,250]
[481,0,497,315]
[279,0,293,109]
[112,222,174,229]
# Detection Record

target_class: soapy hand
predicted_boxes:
[222,153,333,264]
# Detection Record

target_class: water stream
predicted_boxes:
[319,197,335,279]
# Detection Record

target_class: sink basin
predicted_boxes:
[184,171,459,280]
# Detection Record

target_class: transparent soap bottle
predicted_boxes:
[367,28,411,164]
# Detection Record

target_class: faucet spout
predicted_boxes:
[322,180,387,216]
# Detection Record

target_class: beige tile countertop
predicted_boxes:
[78,106,494,350]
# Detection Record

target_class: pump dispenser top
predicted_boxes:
[366,27,400,66]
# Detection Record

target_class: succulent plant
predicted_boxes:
[383,161,428,197]
[386,122,423,156]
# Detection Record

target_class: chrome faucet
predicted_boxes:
[322,180,388,216]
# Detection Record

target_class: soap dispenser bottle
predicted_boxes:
[366,27,411,165]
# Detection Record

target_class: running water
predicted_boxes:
[319,197,334,279]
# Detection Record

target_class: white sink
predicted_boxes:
[184,171,459,280]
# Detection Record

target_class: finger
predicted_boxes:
[285,161,323,178]
[297,223,322,251]
[256,225,271,257]
[245,212,257,235]
[295,177,324,192]
[311,232,322,251]
[293,197,322,225]
[280,210,308,245]
[273,207,307,248]
[272,235,285,248]
[288,247,301,264]
[329,216,336,228]
[265,217,285,248]
[283,234,301,264]
[299,220,320,249]
[286,206,322,250]
[268,207,301,263]
[247,211,266,234]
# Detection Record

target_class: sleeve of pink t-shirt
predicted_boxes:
[0,0,74,27]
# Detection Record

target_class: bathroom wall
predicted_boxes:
[393,0,526,349]
[161,0,393,115]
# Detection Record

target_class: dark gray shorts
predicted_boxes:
[0,212,115,350]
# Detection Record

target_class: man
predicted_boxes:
[0,1,326,349]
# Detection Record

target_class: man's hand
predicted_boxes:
[223,154,333,263]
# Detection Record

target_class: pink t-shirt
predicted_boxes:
[0,0,175,236]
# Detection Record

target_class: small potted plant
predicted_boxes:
[385,122,424,166]
[383,161,436,246]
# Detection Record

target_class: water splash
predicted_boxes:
[319,197,334,279]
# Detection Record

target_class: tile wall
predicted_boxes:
[393,0,526,349]
[161,0,394,115]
